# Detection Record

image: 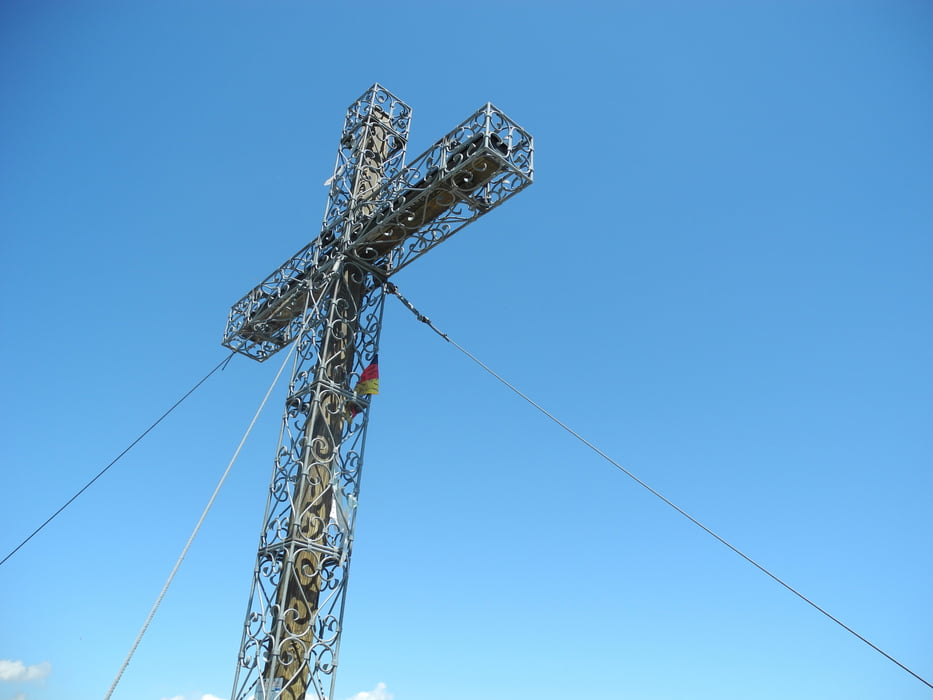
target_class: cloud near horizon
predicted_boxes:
[0,660,52,682]
[346,682,393,700]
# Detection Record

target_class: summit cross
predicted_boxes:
[222,84,533,700]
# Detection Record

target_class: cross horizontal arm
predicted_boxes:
[223,103,533,362]
[222,238,339,361]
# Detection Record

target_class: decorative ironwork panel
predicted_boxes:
[345,102,534,274]
[231,264,385,700]
[222,241,338,361]
[222,100,532,362]
[321,84,412,243]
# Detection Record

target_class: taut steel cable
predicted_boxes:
[388,283,932,692]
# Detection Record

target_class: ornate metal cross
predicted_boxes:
[222,84,533,700]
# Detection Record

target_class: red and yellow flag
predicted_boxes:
[354,355,379,395]
[347,355,379,420]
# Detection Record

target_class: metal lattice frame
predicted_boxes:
[223,98,532,362]
[225,85,533,700]
[230,269,385,700]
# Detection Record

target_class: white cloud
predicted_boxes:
[346,682,393,700]
[12,693,27,700]
[202,695,225,700]
[0,660,51,682]
[159,695,225,700]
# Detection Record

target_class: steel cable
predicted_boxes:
[388,283,933,691]
[0,352,235,569]
[103,335,297,699]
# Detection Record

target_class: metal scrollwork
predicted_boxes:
[226,85,533,700]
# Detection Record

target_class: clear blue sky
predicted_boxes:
[1,2,930,700]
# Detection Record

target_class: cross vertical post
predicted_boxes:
[224,84,533,700]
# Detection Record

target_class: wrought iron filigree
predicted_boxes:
[222,95,532,362]
[226,85,533,700]
[231,266,384,700]
[345,103,534,275]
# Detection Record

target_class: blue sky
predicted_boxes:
[1,2,930,700]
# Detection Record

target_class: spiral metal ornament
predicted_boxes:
[224,85,533,700]
[230,271,387,700]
